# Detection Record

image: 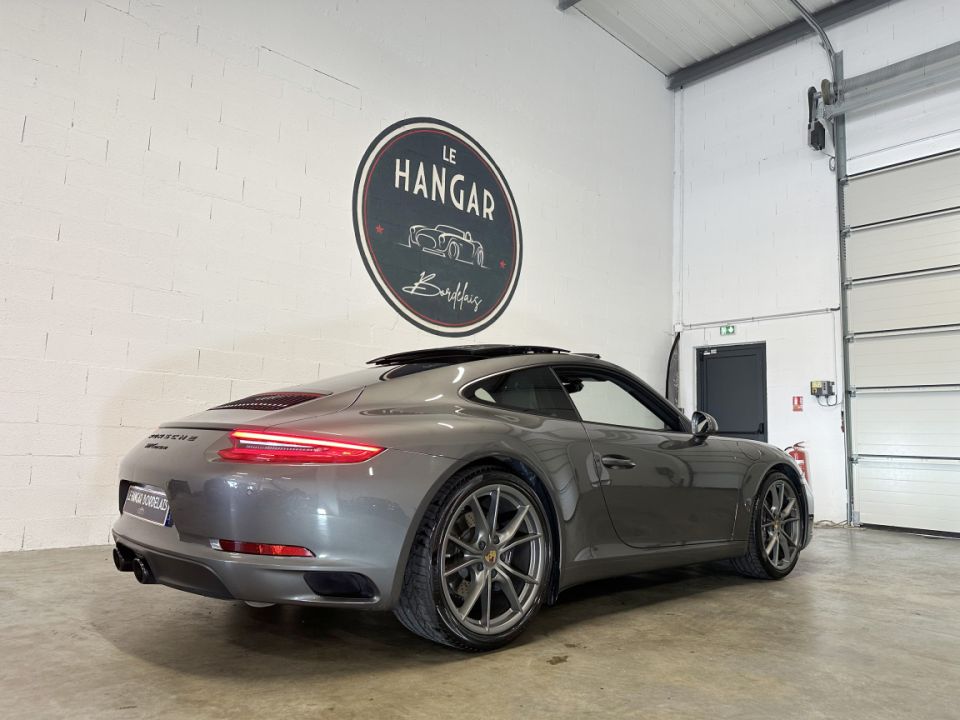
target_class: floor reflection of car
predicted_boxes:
[403,224,485,267]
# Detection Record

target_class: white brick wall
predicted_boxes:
[675,0,960,521]
[0,0,675,550]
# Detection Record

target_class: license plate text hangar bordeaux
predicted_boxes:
[122,486,170,526]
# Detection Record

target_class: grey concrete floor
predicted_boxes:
[1,528,958,720]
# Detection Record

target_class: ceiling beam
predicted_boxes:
[558,0,583,10]
[667,0,893,90]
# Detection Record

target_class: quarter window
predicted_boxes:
[465,367,577,421]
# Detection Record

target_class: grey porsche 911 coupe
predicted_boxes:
[112,345,813,650]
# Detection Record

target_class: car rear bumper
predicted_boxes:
[113,527,386,608]
[112,446,457,609]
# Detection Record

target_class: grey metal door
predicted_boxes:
[696,344,768,442]
[844,150,960,533]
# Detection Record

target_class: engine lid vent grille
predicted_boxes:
[209,392,327,412]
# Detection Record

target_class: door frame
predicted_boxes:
[696,342,768,442]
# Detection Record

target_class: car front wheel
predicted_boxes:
[731,471,804,579]
[394,466,552,650]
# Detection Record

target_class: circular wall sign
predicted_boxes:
[353,117,522,336]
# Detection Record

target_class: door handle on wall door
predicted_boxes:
[601,454,636,470]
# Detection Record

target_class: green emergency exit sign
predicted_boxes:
[720,324,735,336]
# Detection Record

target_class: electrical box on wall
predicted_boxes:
[810,380,835,398]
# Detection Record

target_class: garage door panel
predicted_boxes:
[846,152,960,227]
[858,475,960,499]
[847,272,960,333]
[858,499,960,533]
[853,392,960,458]
[846,212,960,279]
[856,460,960,532]
[847,150,960,533]
[849,331,960,386]
[856,462,960,495]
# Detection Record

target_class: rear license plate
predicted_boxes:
[123,485,171,526]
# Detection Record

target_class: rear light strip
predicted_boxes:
[218,429,384,464]
[213,539,314,557]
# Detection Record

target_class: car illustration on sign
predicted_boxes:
[402,224,486,268]
[111,345,813,651]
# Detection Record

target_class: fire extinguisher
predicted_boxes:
[785,442,809,483]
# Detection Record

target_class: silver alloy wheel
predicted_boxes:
[440,483,547,636]
[761,478,802,569]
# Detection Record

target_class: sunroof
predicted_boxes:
[368,345,570,366]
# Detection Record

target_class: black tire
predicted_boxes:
[730,471,804,580]
[394,465,552,651]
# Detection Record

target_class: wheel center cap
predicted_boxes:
[484,549,497,564]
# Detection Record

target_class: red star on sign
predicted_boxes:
[499,260,507,269]
[374,224,384,234]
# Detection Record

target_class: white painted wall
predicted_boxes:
[0,0,675,550]
[674,0,960,522]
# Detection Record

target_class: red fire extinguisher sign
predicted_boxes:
[792,396,803,412]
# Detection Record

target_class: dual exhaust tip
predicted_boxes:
[113,545,155,585]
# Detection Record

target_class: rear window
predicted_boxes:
[380,362,448,379]
[280,363,449,396]
[465,367,577,421]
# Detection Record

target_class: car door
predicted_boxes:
[553,366,741,548]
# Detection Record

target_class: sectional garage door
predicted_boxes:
[844,150,960,533]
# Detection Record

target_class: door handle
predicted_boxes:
[601,454,636,470]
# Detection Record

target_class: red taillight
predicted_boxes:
[218,430,384,464]
[215,539,314,557]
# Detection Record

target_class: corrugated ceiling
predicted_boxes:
[575,0,843,76]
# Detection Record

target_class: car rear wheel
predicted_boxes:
[394,465,552,651]
[730,471,804,579]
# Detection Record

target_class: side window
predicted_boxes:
[465,367,578,421]
[555,369,672,431]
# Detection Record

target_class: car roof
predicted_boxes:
[283,347,606,396]
[280,348,688,426]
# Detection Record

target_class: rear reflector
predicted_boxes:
[214,539,314,557]
[218,430,384,464]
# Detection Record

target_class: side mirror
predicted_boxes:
[691,411,719,439]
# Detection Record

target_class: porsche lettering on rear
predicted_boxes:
[148,433,198,442]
